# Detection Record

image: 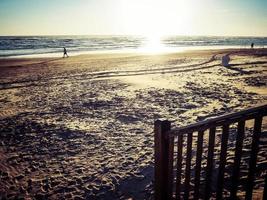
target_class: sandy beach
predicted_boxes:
[0,48,267,199]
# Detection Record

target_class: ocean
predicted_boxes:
[0,35,267,58]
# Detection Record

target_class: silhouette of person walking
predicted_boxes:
[63,47,69,58]
[251,43,254,49]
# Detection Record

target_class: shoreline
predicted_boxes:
[0,46,265,59]
[1,47,266,68]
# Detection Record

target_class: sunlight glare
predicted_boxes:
[120,0,196,35]
[120,0,196,52]
[141,34,165,53]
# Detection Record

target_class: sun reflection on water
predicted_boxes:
[140,35,166,53]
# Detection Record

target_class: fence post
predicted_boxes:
[264,174,267,200]
[154,120,173,200]
[245,115,262,200]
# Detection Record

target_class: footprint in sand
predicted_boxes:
[0,108,19,119]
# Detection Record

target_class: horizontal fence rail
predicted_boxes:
[154,104,267,200]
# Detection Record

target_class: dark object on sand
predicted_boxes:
[251,43,254,48]
[63,47,69,58]
[221,54,230,66]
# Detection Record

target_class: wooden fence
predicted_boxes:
[154,104,267,200]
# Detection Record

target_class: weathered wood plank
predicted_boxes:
[245,115,263,200]
[263,174,267,200]
[167,136,174,199]
[193,130,204,200]
[169,104,267,136]
[230,120,245,199]
[154,120,172,200]
[204,127,216,200]
[175,134,183,200]
[184,132,193,200]
[216,124,230,200]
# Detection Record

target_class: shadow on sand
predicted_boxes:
[0,114,154,199]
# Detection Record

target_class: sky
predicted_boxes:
[0,0,266,36]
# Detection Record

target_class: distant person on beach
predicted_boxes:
[63,47,68,58]
[251,43,254,49]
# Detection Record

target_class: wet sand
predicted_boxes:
[0,48,267,199]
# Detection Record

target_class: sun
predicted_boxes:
[141,34,165,53]
[120,0,196,52]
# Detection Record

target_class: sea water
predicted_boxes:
[0,35,266,57]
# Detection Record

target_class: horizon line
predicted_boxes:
[0,34,267,38]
